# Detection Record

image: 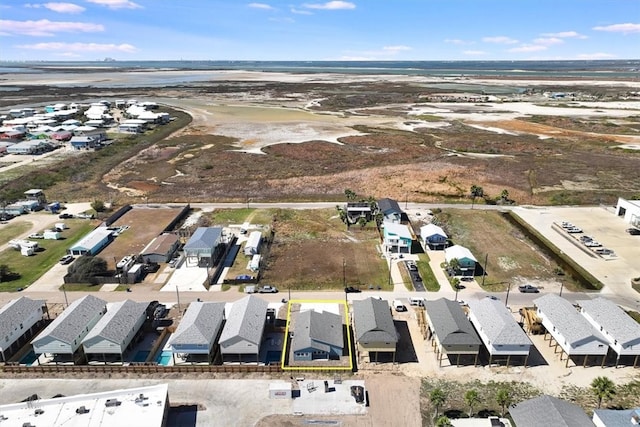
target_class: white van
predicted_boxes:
[393,299,407,312]
[409,296,425,307]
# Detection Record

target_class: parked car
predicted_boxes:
[518,284,540,293]
[626,228,640,235]
[58,213,74,219]
[59,255,74,265]
[584,240,602,247]
[236,274,253,280]
[566,227,582,233]
[407,262,418,272]
[393,299,407,312]
[28,233,44,239]
[258,285,278,293]
[345,286,361,293]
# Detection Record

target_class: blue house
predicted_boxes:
[293,310,343,361]
[377,198,403,223]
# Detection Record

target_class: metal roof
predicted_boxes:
[468,298,531,347]
[219,295,268,347]
[594,407,640,426]
[292,310,343,353]
[424,298,481,346]
[510,395,594,427]
[444,245,477,263]
[383,221,413,239]
[352,297,397,343]
[169,302,225,347]
[578,297,640,347]
[82,300,147,348]
[420,223,448,239]
[0,297,45,345]
[70,227,112,252]
[534,294,608,349]
[32,295,106,346]
[184,227,222,251]
[141,233,179,255]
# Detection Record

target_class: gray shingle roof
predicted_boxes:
[534,294,608,350]
[352,298,397,343]
[219,295,267,346]
[184,227,222,251]
[578,297,640,347]
[169,302,225,347]
[594,407,640,426]
[82,300,147,347]
[33,295,106,346]
[424,298,481,346]
[293,310,343,353]
[377,198,401,215]
[0,297,45,344]
[468,298,532,347]
[510,395,594,427]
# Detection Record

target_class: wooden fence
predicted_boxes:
[1,364,283,375]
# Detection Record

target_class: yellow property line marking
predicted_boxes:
[281,299,354,371]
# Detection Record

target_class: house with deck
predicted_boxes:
[0,297,47,363]
[578,297,640,367]
[467,298,532,366]
[534,294,609,367]
[219,296,268,364]
[292,310,343,361]
[168,301,225,364]
[183,227,224,267]
[31,295,107,363]
[444,245,477,276]
[82,300,147,363]
[424,298,481,366]
[352,297,398,363]
[420,223,448,250]
[382,221,413,254]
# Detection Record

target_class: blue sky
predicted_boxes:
[1,0,638,61]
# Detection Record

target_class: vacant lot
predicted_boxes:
[258,209,389,290]
[432,209,562,290]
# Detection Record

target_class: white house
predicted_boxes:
[219,295,268,364]
[420,223,448,249]
[578,297,640,367]
[32,295,107,362]
[82,300,147,362]
[382,221,413,254]
[467,298,532,366]
[534,294,609,367]
[0,297,46,362]
[168,301,225,364]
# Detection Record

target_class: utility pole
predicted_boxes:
[175,286,182,318]
[481,253,488,287]
[505,282,511,308]
[342,258,346,289]
[559,280,564,297]
[62,283,69,308]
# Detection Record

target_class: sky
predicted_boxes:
[0,0,639,61]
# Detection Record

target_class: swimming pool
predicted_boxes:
[156,351,172,366]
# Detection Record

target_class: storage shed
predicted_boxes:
[140,233,180,264]
[244,231,262,256]
[69,227,113,256]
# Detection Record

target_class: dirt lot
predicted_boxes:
[98,205,186,269]
[260,209,388,290]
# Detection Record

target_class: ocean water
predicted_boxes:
[0,60,639,78]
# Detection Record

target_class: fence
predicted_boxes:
[1,364,283,375]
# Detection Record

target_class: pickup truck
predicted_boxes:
[518,284,540,293]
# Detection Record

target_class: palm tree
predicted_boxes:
[464,389,480,418]
[591,376,616,409]
[470,185,484,208]
[344,188,357,201]
[435,415,453,427]
[430,388,447,420]
[496,388,512,417]
[500,189,509,201]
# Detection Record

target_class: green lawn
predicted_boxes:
[0,221,33,246]
[0,220,96,292]
[416,253,440,292]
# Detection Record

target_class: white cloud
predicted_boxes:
[508,44,547,53]
[383,45,411,52]
[463,50,486,55]
[85,0,142,10]
[576,52,616,59]
[444,38,473,45]
[541,31,587,39]
[533,37,563,45]
[17,41,138,52]
[291,7,312,15]
[0,19,103,36]
[303,1,355,10]
[593,23,640,34]
[41,2,86,13]
[248,2,273,10]
[482,36,518,44]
